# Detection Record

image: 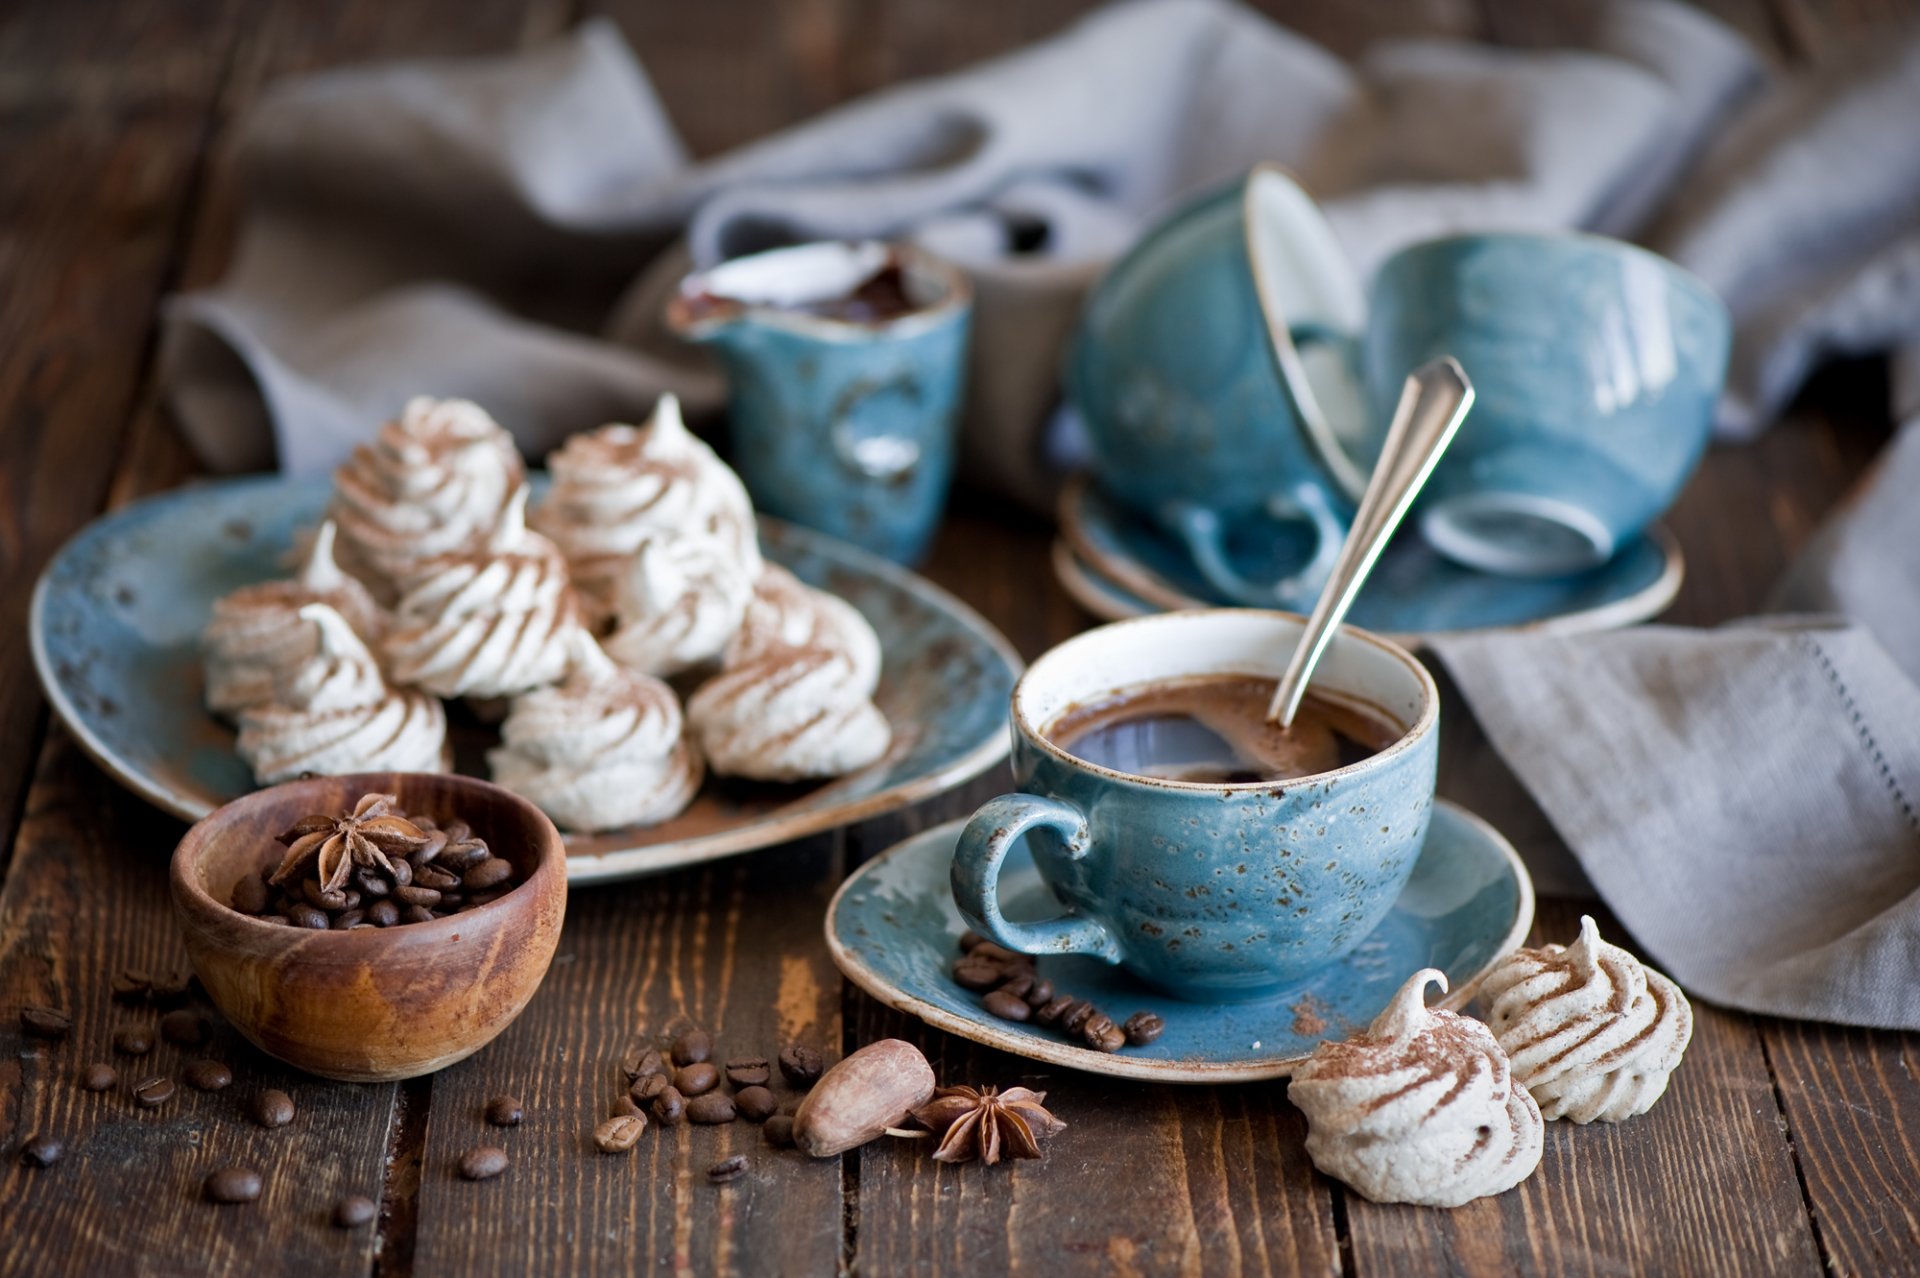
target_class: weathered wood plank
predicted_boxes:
[406,837,847,1276]
[0,736,399,1278]
[1344,899,1823,1278]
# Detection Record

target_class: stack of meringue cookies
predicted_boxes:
[202,395,892,833]
[1288,915,1694,1208]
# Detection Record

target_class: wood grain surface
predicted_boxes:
[3,0,1918,1275]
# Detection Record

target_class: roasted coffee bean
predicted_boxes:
[231,874,271,914]
[204,1166,261,1204]
[630,1073,670,1104]
[112,1027,154,1056]
[160,1009,212,1047]
[670,1030,711,1066]
[463,857,513,890]
[353,870,391,898]
[132,1075,175,1108]
[148,970,195,1006]
[778,1044,824,1086]
[707,1155,749,1183]
[997,973,1034,1001]
[623,1049,666,1082]
[437,891,467,911]
[80,1062,118,1092]
[387,857,413,888]
[393,885,442,908]
[21,1006,71,1041]
[302,880,351,912]
[457,1146,509,1181]
[725,1057,771,1088]
[288,904,330,930]
[414,864,458,891]
[675,1063,719,1097]
[249,1089,296,1129]
[1035,995,1075,1026]
[594,1114,647,1153]
[1024,978,1055,1006]
[111,968,152,1002]
[182,1059,232,1092]
[951,956,1006,991]
[367,900,400,928]
[764,1115,796,1147]
[1060,1001,1096,1035]
[982,990,1032,1022]
[331,909,367,930]
[687,1093,737,1125]
[410,829,449,865]
[734,1086,777,1122]
[1122,1012,1165,1046]
[20,1134,62,1168]
[484,1095,523,1127]
[958,930,985,952]
[1083,1013,1126,1053]
[400,904,436,926]
[651,1086,686,1126]
[970,942,1031,970]
[333,1195,377,1229]
[610,1095,644,1120]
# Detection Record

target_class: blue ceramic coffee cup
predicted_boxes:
[1365,233,1731,576]
[950,609,1438,1003]
[1066,168,1372,609]
[669,241,972,565]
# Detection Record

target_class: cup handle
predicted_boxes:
[950,794,1121,963]
[1164,482,1347,611]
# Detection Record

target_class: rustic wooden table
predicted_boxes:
[4,1,1917,1275]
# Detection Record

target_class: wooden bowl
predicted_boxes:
[170,772,567,1082]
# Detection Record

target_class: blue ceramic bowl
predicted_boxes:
[1366,233,1731,576]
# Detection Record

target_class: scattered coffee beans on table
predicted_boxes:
[457,1146,509,1181]
[725,1057,771,1088]
[735,1086,777,1122]
[778,1045,823,1086]
[764,1115,796,1147]
[229,793,518,929]
[110,969,150,1002]
[687,1093,737,1125]
[671,1030,712,1066]
[131,1075,176,1108]
[183,1059,233,1092]
[20,1006,71,1041]
[20,1135,62,1168]
[707,1155,750,1183]
[111,1026,153,1056]
[675,1063,719,1097]
[203,1166,262,1204]
[80,1063,118,1092]
[249,1089,296,1129]
[594,1115,647,1154]
[333,1195,377,1229]
[484,1095,524,1127]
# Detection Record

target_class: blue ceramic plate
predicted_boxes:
[31,476,1021,885]
[825,802,1534,1083]
[1058,473,1683,640]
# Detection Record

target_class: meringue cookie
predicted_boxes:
[1479,916,1693,1124]
[327,396,525,603]
[384,486,584,698]
[602,533,756,676]
[1288,969,1544,1208]
[236,604,447,784]
[488,632,703,832]
[531,394,761,619]
[202,521,385,717]
[726,565,883,688]
[686,645,892,782]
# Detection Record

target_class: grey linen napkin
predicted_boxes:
[163,0,1772,506]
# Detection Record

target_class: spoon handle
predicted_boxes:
[1266,357,1474,727]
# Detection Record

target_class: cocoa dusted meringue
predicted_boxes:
[236,604,447,784]
[1479,916,1693,1124]
[601,533,756,676]
[327,396,525,603]
[530,394,761,620]
[384,486,584,699]
[202,521,385,717]
[1288,969,1544,1208]
[726,565,882,688]
[488,631,702,832]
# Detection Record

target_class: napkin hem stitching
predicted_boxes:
[1799,632,1920,838]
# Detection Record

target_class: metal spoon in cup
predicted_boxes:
[1266,357,1475,728]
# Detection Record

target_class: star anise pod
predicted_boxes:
[910,1085,1066,1165]
[270,792,433,892]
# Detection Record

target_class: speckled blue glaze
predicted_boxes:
[1365,233,1730,575]
[29,474,1021,885]
[671,242,972,565]
[952,610,1439,1003]
[1065,478,1683,637]
[830,805,1534,1082]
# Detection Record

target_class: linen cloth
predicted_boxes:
[158,1,1920,1028]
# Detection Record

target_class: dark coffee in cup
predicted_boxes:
[1045,674,1401,785]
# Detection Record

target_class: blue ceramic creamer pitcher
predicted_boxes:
[1066,167,1373,608]
[669,241,973,565]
